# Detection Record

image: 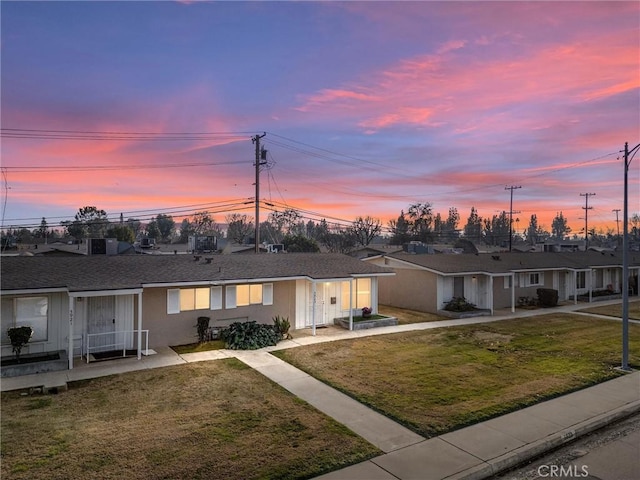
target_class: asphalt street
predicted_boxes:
[495,412,640,480]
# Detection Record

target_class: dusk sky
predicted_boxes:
[1,1,639,237]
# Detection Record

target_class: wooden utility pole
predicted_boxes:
[505,185,521,252]
[580,192,595,248]
[252,133,266,253]
[612,209,621,237]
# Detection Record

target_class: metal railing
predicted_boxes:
[85,330,149,363]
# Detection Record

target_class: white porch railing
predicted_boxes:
[85,330,149,363]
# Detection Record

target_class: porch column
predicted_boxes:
[573,271,578,305]
[68,296,75,370]
[588,269,593,303]
[311,281,317,336]
[349,278,354,331]
[510,274,516,313]
[137,292,143,360]
[489,276,494,315]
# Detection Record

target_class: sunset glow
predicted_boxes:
[1,1,638,237]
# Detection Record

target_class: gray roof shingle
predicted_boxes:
[383,251,640,275]
[1,253,394,292]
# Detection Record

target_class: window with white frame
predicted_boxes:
[503,276,513,289]
[225,284,273,309]
[340,278,372,310]
[521,272,542,287]
[576,271,586,289]
[1,296,49,344]
[168,287,211,314]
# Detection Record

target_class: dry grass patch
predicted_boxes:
[274,314,640,438]
[578,299,640,320]
[1,359,380,480]
[379,305,448,324]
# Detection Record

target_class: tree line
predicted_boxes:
[3,203,640,252]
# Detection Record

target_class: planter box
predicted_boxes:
[335,316,398,330]
[1,350,68,378]
[437,309,492,319]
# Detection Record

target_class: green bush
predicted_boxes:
[196,316,210,343]
[7,326,33,360]
[273,315,292,340]
[222,321,280,350]
[537,288,559,307]
[444,297,477,312]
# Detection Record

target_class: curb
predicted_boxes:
[449,400,640,480]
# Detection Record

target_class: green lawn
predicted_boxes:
[578,299,640,320]
[1,359,380,480]
[273,313,640,437]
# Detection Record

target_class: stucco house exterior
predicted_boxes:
[1,253,393,370]
[364,251,640,315]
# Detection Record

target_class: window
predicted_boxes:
[167,288,210,314]
[1,296,48,344]
[504,276,513,289]
[341,278,372,310]
[235,285,262,307]
[521,272,542,287]
[225,284,273,309]
[576,271,586,289]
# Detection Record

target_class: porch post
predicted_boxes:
[489,275,494,315]
[311,281,317,336]
[573,271,578,305]
[510,273,516,313]
[349,278,354,331]
[68,296,75,370]
[137,292,143,360]
[588,269,593,303]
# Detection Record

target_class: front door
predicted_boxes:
[87,296,116,352]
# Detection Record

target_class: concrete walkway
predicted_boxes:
[1,300,639,479]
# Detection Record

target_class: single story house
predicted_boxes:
[363,250,640,315]
[1,253,393,370]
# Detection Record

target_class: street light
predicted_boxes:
[621,141,639,371]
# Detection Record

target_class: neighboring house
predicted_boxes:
[364,251,640,315]
[1,253,393,369]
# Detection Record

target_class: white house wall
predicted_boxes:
[0,292,68,358]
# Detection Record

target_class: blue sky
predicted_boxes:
[1,1,639,236]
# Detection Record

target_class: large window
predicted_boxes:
[341,278,372,310]
[180,288,210,311]
[225,284,273,309]
[1,296,48,344]
[168,287,218,314]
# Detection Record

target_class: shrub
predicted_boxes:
[7,326,33,361]
[273,315,292,340]
[222,321,280,350]
[537,288,559,307]
[444,297,477,312]
[196,316,210,343]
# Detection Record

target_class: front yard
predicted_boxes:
[274,313,640,438]
[3,307,639,479]
[1,359,380,480]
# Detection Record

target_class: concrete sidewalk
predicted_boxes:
[315,371,640,480]
[1,300,639,479]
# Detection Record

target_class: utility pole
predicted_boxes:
[252,133,267,253]
[621,141,639,371]
[612,209,621,237]
[505,186,521,252]
[580,192,595,248]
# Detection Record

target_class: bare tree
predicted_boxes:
[225,213,254,244]
[349,216,381,246]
